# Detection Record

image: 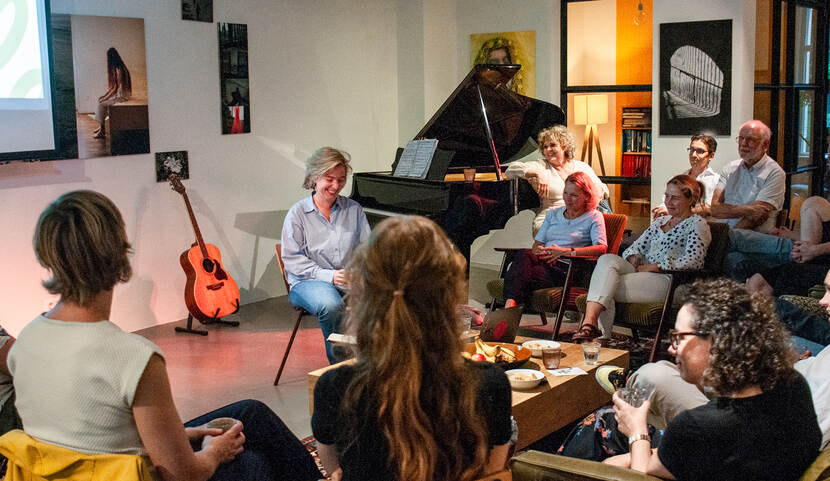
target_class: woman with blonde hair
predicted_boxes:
[503,171,607,308]
[506,125,609,235]
[312,216,512,481]
[574,174,711,341]
[9,190,322,480]
[281,146,371,364]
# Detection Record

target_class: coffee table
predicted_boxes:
[306,336,629,450]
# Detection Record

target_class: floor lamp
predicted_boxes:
[574,94,608,175]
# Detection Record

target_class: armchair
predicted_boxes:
[509,447,830,481]
[486,213,627,338]
[574,221,731,362]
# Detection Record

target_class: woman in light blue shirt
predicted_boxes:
[503,171,607,308]
[281,147,370,364]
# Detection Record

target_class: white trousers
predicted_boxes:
[585,254,672,337]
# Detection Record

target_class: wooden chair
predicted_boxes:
[486,213,627,338]
[273,244,307,386]
[574,221,731,363]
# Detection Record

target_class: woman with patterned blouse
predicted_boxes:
[573,174,711,341]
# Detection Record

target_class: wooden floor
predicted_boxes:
[75,112,108,159]
[136,265,538,439]
[138,295,328,439]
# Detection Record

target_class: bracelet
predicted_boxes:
[628,433,651,446]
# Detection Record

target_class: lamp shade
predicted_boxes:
[573,94,609,125]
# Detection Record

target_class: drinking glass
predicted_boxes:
[618,381,656,408]
[541,347,561,369]
[463,168,476,182]
[581,341,601,365]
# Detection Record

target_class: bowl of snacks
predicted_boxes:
[505,369,545,389]
[462,338,531,369]
[521,340,561,358]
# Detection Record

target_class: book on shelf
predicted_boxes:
[621,107,652,129]
[621,153,651,177]
[621,129,652,153]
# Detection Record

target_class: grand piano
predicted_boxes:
[350,64,565,263]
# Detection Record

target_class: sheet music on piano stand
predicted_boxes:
[392,139,438,179]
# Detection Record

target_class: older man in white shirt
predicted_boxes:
[710,120,787,280]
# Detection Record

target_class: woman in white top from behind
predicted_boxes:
[9,190,321,481]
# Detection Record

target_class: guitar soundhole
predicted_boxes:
[202,258,215,272]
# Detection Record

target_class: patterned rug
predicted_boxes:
[302,435,329,479]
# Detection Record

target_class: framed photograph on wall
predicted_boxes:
[155,150,189,182]
[218,23,250,135]
[659,19,732,136]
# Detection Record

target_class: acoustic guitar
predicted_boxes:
[169,174,240,324]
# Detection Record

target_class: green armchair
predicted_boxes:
[509,447,830,481]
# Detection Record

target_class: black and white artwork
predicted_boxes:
[659,20,732,136]
[155,150,189,182]
[182,0,213,22]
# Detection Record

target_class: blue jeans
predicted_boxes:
[184,399,321,481]
[289,280,345,364]
[775,298,830,346]
[723,229,793,281]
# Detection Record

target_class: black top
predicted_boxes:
[658,371,821,481]
[311,360,512,481]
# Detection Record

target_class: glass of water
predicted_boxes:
[618,381,656,408]
[581,341,601,365]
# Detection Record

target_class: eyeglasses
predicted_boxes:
[686,147,708,155]
[669,329,708,348]
[735,136,761,145]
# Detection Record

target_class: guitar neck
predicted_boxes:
[181,191,211,259]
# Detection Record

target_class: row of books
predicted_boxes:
[621,107,652,128]
[621,154,651,177]
[621,129,652,153]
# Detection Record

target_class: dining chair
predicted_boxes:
[273,243,307,386]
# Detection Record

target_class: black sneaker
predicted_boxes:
[595,365,630,395]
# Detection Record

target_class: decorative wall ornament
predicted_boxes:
[155,150,189,182]
[470,30,536,97]
[659,20,732,136]
[218,23,250,135]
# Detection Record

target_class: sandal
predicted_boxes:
[571,323,602,342]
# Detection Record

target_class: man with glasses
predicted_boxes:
[651,134,719,218]
[711,120,784,232]
[710,120,788,280]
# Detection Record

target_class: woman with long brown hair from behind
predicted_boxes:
[311,216,512,481]
[93,47,132,139]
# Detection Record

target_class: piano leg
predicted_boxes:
[441,194,512,275]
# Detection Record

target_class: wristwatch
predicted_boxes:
[628,433,651,446]
[570,248,576,256]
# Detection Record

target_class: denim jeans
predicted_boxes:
[723,229,793,281]
[289,280,345,364]
[184,399,321,481]
[776,298,830,346]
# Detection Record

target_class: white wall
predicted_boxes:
[0,0,399,335]
[651,0,756,206]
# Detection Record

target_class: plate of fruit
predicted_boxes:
[462,338,531,369]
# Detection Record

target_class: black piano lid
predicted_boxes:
[412,64,565,171]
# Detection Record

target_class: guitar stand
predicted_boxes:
[175,305,240,336]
